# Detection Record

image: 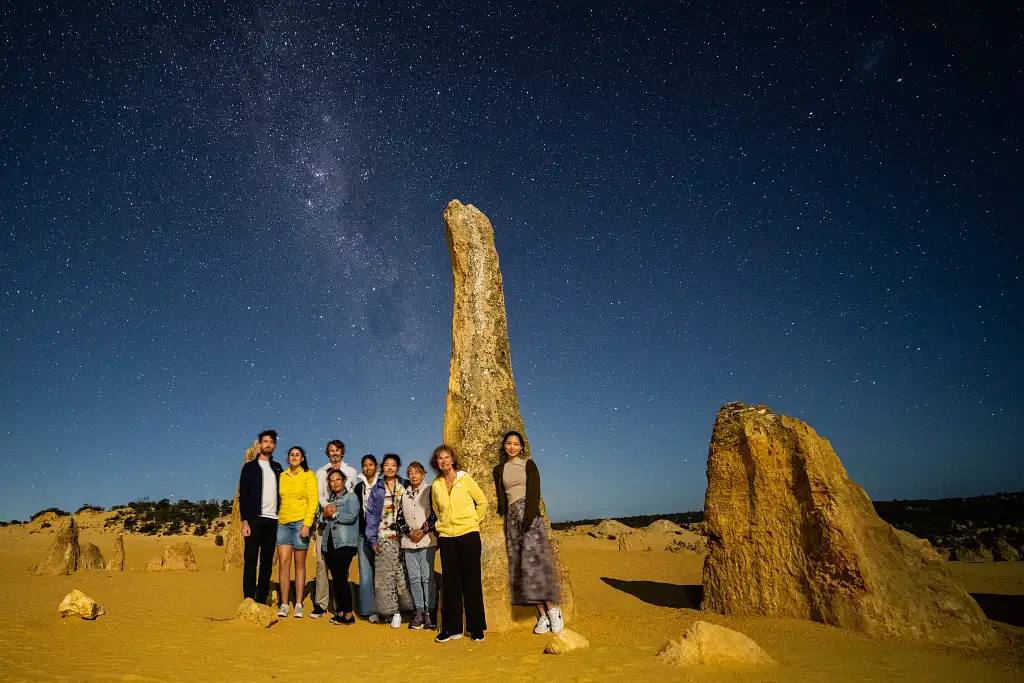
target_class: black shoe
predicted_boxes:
[470,630,485,642]
[310,606,327,619]
[330,614,355,625]
[435,629,463,643]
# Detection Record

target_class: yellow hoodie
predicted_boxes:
[278,467,318,527]
[431,471,487,537]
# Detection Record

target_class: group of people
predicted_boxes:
[238,429,564,642]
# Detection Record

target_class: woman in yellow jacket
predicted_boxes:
[276,446,318,618]
[430,444,487,643]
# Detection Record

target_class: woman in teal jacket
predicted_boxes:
[320,469,361,624]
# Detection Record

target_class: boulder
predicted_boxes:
[34,517,80,575]
[58,589,105,620]
[79,542,106,571]
[237,597,278,627]
[992,539,1019,562]
[587,519,633,540]
[441,200,574,630]
[646,519,686,534]
[149,542,199,571]
[223,440,261,569]
[949,546,993,563]
[656,621,775,666]
[107,534,125,571]
[618,534,633,551]
[702,402,997,647]
[544,629,589,654]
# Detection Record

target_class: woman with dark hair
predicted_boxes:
[353,454,379,621]
[320,469,360,624]
[493,431,563,634]
[276,446,318,618]
[364,453,413,627]
[431,444,487,643]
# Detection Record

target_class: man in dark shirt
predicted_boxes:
[239,429,283,603]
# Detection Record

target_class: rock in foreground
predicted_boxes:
[544,629,589,654]
[237,598,277,627]
[34,518,81,575]
[58,589,105,620]
[702,402,996,647]
[656,621,775,666]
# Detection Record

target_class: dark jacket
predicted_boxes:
[239,457,283,523]
[354,479,372,536]
[493,458,541,528]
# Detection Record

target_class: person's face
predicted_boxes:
[328,473,344,494]
[382,458,398,478]
[503,434,523,458]
[362,459,377,479]
[436,450,453,474]
[408,467,424,488]
[260,436,276,455]
[327,444,343,465]
[288,449,303,468]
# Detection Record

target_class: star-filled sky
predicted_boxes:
[1,2,1020,522]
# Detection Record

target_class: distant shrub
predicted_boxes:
[40,522,51,529]
[10,520,23,525]
[193,524,207,536]
[30,508,70,521]
[215,534,224,546]
[75,503,105,514]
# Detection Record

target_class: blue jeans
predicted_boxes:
[356,534,376,616]
[404,546,437,612]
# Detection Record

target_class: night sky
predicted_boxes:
[1,2,1020,522]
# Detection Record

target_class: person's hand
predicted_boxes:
[408,529,424,543]
[300,525,310,539]
[241,521,251,537]
[324,504,336,519]
[372,545,381,555]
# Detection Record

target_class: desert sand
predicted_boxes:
[2,516,1022,683]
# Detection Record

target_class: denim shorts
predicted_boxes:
[276,521,310,550]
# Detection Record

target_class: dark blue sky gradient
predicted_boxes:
[1,1,1020,521]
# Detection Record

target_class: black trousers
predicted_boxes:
[324,546,357,615]
[439,532,486,633]
[242,516,278,604]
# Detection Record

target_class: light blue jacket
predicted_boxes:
[320,490,360,551]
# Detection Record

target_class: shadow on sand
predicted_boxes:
[971,593,1024,627]
[601,577,703,609]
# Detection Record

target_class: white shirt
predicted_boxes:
[258,459,278,519]
[316,461,358,508]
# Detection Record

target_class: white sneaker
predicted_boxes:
[533,615,551,634]
[390,613,402,629]
[293,604,304,618]
[548,606,564,633]
[368,614,380,624]
[278,604,290,618]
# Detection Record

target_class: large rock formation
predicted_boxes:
[702,402,996,647]
[148,542,199,571]
[79,542,106,570]
[223,439,260,569]
[34,517,80,575]
[107,534,125,571]
[442,200,574,631]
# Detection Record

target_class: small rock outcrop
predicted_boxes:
[993,539,1020,562]
[58,589,105,620]
[544,629,589,654]
[646,519,686,534]
[618,534,633,551]
[79,542,106,570]
[949,546,993,563]
[656,621,775,666]
[107,534,125,571]
[702,402,997,647]
[237,598,277,627]
[148,542,199,571]
[587,519,633,540]
[34,518,81,575]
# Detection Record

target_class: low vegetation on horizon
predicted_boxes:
[0,499,232,537]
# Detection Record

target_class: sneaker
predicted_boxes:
[293,604,304,618]
[470,630,485,642]
[309,606,327,619]
[367,614,380,624]
[424,612,436,630]
[533,615,550,634]
[435,629,463,643]
[278,604,290,618]
[330,614,355,625]
[548,606,564,634]
[409,610,425,630]
[390,613,402,629]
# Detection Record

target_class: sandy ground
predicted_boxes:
[1,521,1022,683]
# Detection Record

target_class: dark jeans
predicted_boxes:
[324,546,358,615]
[242,516,278,603]
[439,531,486,633]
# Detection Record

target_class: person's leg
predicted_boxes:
[459,532,486,633]
[356,535,376,617]
[277,543,293,607]
[405,548,426,612]
[243,526,260,600]
[439,536,464,634]
[336,547,357,616]
[425,545,438,615]
[255,518,277,604]
[313,530,331,613]
[293,548,307,612]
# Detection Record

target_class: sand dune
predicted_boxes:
[2,524,1022,682]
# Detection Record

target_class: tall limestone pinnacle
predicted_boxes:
[222,439,260,570]
[442,199,574,630]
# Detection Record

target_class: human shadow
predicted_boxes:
[971,593,1024,627]
[600,577,703,609]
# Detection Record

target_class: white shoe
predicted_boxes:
[278,604,290,618]
[368,614,380,624]
[548,606,564,633]
[533,615,551,634]
[390,613,402,628]
[293,604,304,618]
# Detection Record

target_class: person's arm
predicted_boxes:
[493,465,506,517]
[365,486,382,548]
[336,494,359,525]
[424,488,438,532]
[524,460,541,528]
[302,471,319,529]
[316,467,331,509]
[466,475,488,525]
[396,500,411,535]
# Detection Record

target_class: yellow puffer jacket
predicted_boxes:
[278,468,318,527]
[431,471,487,537]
